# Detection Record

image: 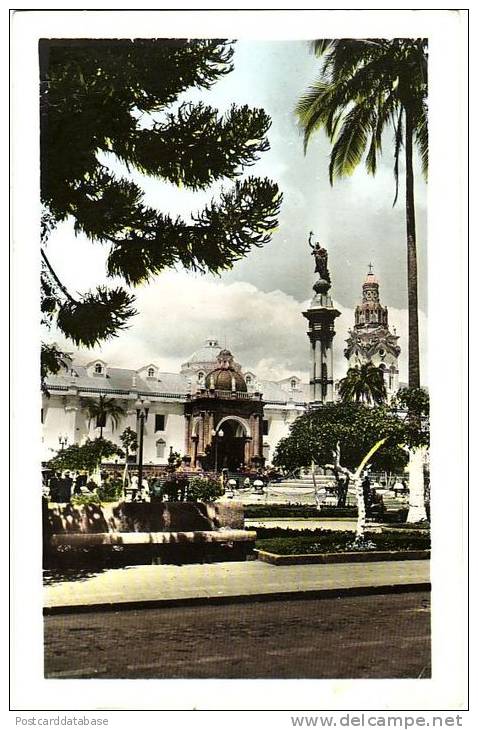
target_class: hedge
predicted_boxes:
[254,529,430,555]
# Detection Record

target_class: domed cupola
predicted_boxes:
[205,350,247,392]
[354,264,388,328]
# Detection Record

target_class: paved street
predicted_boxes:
[44,591,431,679]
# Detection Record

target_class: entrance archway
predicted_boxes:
[215,418,248,472]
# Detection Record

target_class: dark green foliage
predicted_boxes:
[296,39,428,187]
[256,528,430,554]
[70,492,101,507]
[186,476,223,503]
[119,427,138,456]
[338,363,387,405]
[391,387,430,449]
[80,395,127,435]
[40,343,71,394]
[47,437,124,474]
[273,402,408,473]
[40,38,281,360]
[96,477,123,502]
[55,287,137,347]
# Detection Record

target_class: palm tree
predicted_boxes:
[296,39,427,389]
[338,363,387,405]
[81,395,126,438]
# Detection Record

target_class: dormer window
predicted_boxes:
[290,378,297,390]
[95,363,103,375]
[147,367,155,378]
[245,375,252,386]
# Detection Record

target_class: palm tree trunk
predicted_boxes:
[405,109,421,389]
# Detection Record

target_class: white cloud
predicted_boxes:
[49,270,427,386]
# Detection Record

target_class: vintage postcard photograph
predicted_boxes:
[10,8,468,715]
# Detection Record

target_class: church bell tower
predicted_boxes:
[344,265,401,398]
[302,234,341,404]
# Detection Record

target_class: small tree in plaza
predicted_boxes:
[273,402,409,543]
[119,426,138,490]
[273,402,407,475]
[47,437,124,482]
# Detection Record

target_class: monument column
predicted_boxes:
[303,234,341,405]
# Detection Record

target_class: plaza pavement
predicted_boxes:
[244,518,357,531]
[44,558,430,614]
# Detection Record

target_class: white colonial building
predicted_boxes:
[42,248,403,470]
[42,338,310,469]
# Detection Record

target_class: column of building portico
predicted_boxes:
[184,414,192,459]
[197,411,205,460]
[64,404,79,444]
[203,410,213,452]
[244,437,252,467]
[250,413,262,462]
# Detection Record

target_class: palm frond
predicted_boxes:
[414,102,428,179]
[329,102,375,183]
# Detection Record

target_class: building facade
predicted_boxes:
[42,248,399,469]
[41,338,309,468]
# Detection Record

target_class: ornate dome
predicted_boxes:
[205,350,247,392]
[182,338,222,368]
[364,272,379,286]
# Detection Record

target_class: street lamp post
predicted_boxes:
[211,428,224,473]
[58,435,68,451]
[135,398,151,491]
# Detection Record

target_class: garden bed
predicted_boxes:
[255,548,430,565]
[253,528,430,558]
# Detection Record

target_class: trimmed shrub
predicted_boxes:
[70,492,101,507]
[186,476,223,503]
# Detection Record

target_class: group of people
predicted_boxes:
[43,470,93,502]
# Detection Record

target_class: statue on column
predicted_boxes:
[308,231,331,284]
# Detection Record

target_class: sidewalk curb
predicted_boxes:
[43,581,431,616]
[255,549,430,565]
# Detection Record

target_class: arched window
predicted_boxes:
[198,371,205,384]
[148,367,155,378]
[245,375,252,386]
[95,363,103,374]
[290,378,297,390]
[156,439,166,459]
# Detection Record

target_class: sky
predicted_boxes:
[44,39,428,385]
